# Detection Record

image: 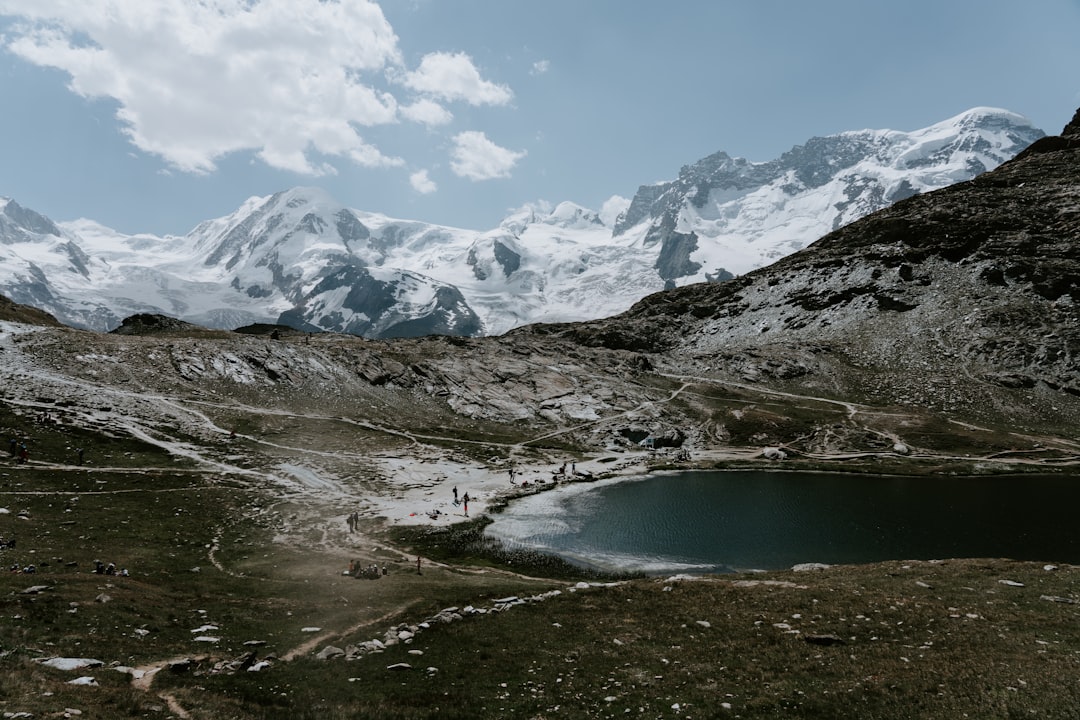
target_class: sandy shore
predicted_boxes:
[366,450,660,526]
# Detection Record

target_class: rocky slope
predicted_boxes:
[0,111,1076,466]
[526,108,1080,435]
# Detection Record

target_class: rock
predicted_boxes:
[94,593,112,603]
[999,580,1025,587]
[1040,595,1077,605]
[762,447,787,460]
[892,442,910,455]
[316,646,345,660]
[386,663,412,671]
[805,634,845,646]
[695,620,711,628]
[67,677,98,686]
[21,585,50,594]
[791,563,831,572]
[38,658,103,671]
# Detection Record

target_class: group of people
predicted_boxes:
[348,560,385,579]
[8,439,28,464]
[451,486,471,515]
[6,438,86,466]
[345,510,360,533]
[93,559,128,576]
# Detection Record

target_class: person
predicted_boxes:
[416,556,422,575]
[452,486,458,503]
[462,492,470,516]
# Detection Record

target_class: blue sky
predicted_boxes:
[0,0,1078,237]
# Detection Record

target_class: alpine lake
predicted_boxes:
[483,469,1080,574]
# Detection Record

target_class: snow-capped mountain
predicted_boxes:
[614,107,1046,286]
[0,107,1045,337]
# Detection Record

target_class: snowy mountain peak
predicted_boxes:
[0,197,64,240]
[0,107,1049,339]
[615,107,1045,284]
[543,201,606,229]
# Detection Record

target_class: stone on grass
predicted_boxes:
[316,646,345,660]
[805,634,845,646]
[791,563,830,572]
[38,658,103,671]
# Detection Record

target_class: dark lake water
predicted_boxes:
[483,470,1080,574]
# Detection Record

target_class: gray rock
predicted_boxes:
[316,646,345,660]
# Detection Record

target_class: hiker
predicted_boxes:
[452,485,458,503]
[416,556,422,575]
[462,492,470,516]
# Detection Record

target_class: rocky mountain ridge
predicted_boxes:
[532,108,1080,432]
[0,108,1076,467]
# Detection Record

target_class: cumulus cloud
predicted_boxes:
[409,169,437,194]
[531,59,550,76]
[401,99,453,127]
[401,51,512,106]
[600,195,631,227]
[0,0,406,174]
[450,131,526,181]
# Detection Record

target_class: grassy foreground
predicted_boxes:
[1,409,1079,718]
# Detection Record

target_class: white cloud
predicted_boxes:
[531,59,550,76]
[600,195,631,228]
[409,169,437,194]
[401,51,512,106]
[450,131,526,181]
[0,0,405,174]
[401,98,453,127]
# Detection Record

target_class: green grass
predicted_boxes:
[2,362,1079,718]
[151,559,1080,719]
